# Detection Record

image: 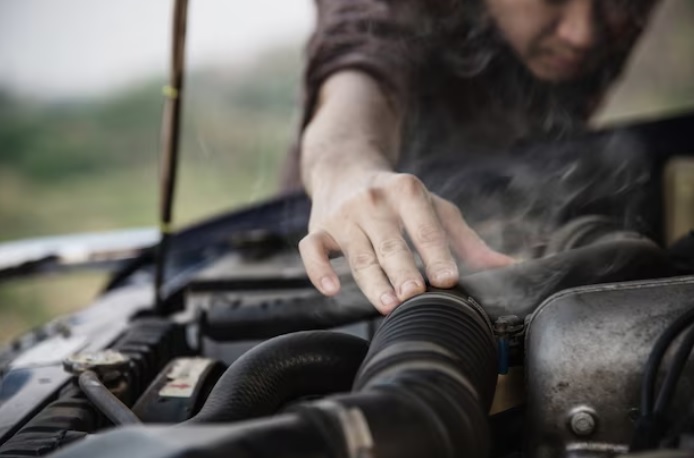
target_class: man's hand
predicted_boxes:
[299,169,514,314]
[298,70,512,313]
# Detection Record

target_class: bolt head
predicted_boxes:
[570,411,596,436]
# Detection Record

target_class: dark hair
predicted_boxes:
[427,0,651,137]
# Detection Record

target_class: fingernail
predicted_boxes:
[400,280,422,298]
[320,276,338,294]
[435,270,457,284]
[380,292,399,310]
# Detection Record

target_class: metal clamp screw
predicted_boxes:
[570,410,597,436]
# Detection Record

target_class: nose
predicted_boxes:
[555,0,599,52]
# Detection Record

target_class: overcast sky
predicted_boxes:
[0,0,314,98]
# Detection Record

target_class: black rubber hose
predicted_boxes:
[349,290,498,458]
[630,307,694,451]
[642,307,694,417]
[56,413,338,458]
[56,291,499,458]
[186,331,368,423]
[201,286,377,341]
[654,323,694,415]
[356,291,496,402]
[542,215,647,256]
[191,289,497,458]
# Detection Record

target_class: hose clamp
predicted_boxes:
[313,400,374,458]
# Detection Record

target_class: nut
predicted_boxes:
[570,410,596,436]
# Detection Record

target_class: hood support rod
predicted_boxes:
[155,0,189,312]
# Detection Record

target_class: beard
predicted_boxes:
[432,0,638,138]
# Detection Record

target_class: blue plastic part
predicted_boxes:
[498,338,509,375]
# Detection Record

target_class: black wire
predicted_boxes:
[654,323,694,415]
[641,307,694,417]
[661,398,694,447]
[632,306,694,451]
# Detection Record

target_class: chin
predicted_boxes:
[528,62,584,84]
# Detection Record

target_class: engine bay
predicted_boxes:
[1,221,694,457]
[1,114,694,458]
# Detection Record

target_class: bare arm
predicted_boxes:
[301,70,400,196]
[299,70,513,314]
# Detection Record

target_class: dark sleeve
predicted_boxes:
[301,0,441,126]
[280,0,445,192]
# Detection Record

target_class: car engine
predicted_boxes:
[1,210,693,458]
[1,113,694,457]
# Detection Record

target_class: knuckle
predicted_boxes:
[416,223,446,245]
[391,173,424,196]
[440,200,462,219]
[299,231,336,264]
[341,188,384,214]
[298,234,316,254]
[350,250,378,272]
[358,187,384,206]
[377,238,408,258]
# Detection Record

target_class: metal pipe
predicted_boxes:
[78,370,141,426]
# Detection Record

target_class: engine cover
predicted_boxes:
[526,275,694,457]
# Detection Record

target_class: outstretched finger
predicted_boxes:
[433,196,515,270]
[341,228,400,314]
[359,215,425,302]
[390,176,459,288]
[299,230,341,296]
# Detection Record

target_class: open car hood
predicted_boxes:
[0,228,159,281]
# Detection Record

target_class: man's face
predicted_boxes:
[484,0,658,82]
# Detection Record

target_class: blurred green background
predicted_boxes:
[0,47,303,342]
[1,1,694,344]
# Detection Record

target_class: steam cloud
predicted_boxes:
[409,130,654,263]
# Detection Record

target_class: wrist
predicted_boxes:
[301,137,392,197]
[306,158,388,199]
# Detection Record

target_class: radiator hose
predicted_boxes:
[186,331,369,423]
[54,290,499,458]
[329,290,499,457]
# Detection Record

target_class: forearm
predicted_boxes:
[300,70,403,196]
